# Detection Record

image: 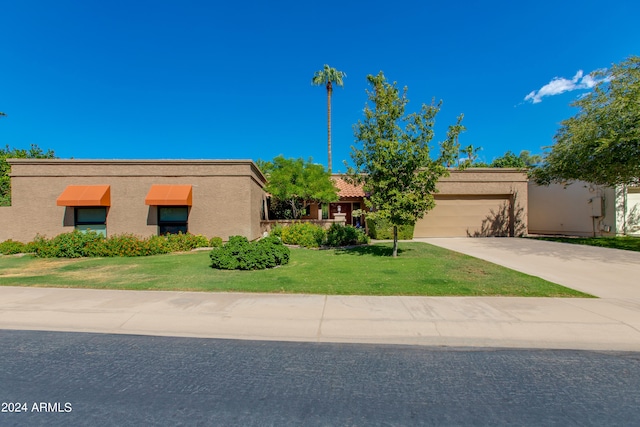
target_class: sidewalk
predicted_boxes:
[1,285,640,351]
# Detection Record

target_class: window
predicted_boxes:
[75,207,107,236]
[158,206,189,235]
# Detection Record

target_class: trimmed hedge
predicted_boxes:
[0,231,216,258]
[366,218,415,240]
[210,235,290,270]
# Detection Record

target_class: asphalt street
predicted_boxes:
[2,330,640,426]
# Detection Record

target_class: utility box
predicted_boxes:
[590,197,603,217]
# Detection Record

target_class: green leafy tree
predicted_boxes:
[312,64,346,172]
[489,150,527,168]
[517,150,542,167]
[532,55,640,186]
[460,144,482,166]
[470,150,541,168]
[1,144,57,206]
[347,72,467,257]
[257,155,339,219]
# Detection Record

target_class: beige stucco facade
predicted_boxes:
[414,169,528,237]
[0,159,267,242]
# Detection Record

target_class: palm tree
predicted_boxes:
[312,65,345,172]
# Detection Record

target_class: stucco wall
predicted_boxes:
[414,169,529,237]
[528,181,616,237]
[1,159,266,242]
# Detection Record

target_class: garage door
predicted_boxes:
[414,195,512,237]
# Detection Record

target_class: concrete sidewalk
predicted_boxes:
[2,286,640,351]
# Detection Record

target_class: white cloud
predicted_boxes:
[524,69,607,104]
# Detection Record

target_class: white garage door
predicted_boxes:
[414,195,512,237]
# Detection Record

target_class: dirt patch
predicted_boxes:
[0,258,79,278]
[63,264,144,283]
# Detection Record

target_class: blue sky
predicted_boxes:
[1,0,638,172]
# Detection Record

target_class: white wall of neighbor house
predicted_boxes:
[615,185,640,236]
[528,181,618,237]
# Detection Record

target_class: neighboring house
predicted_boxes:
[0,159,267,243]
[299,176,367,227]
[528,181,640,237]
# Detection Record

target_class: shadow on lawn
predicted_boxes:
[333,244,409,257]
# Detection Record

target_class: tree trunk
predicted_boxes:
[326,82,333,172]
[392,225,398,257]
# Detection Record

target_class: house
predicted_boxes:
[528,181,640,237]
[301,169,528,237]
[413,169,528,237]
[0,160,531,242]
[0,159,267,243]
[298,176,367,227]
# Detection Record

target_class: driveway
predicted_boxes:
[416,237,640,300]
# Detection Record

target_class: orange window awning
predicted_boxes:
[145,185,193,206]
[56,185,111,206]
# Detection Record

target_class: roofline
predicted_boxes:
[7,158,267,185]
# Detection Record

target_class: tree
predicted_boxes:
[460,144,481,166]
[257,155,339,219]
[312,64,346,172]
[0,112,6,117]
[517,150,542,167]
[489,151,526,168]
[1,144,57,206]
[531,55,640,187]
[347,72,466,257]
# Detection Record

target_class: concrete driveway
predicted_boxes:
[416,237,640,300]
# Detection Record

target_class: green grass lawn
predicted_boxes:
[530,235,640,252]
[0,242,591,297]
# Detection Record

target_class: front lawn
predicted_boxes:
[530,236,640,252]
[0,242,591,297]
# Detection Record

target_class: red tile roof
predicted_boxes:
[332,176,366,197]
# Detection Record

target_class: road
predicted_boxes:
[1,330,639,426]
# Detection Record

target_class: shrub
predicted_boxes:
[269,223,284,238]
[209,236,223,248]
[326,223,370,247]
[0,239,29,255]
[366,218,415,240]
[280,222,326,248]
[30,230,106,258]
[104,233,153,257]
[165,233,209,252]
[30,231,215,258]
[210,235,290,270]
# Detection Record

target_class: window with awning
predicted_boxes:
[144,185,192,206]
[56,185,111,206]
[145,185,192,235]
